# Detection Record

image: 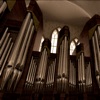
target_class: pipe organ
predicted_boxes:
[0,0,100,100]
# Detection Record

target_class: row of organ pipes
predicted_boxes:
[91,25,100,88]
[23,26,95,93]
[0,23,100,94]
[0,11,35,90]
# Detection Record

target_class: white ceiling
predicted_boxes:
[25,0,100,39]
[36,0,100,25]
[25,0,100,25]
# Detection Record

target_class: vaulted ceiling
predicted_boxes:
[25,0,100,39]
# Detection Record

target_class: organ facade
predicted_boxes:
[0,0,100,100]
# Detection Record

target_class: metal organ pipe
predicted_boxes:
[16,19,33,68]
[94,31,100,70]
[0,33,10,58]
[8,12,31,68]
[0,27,8,47]
[92,36,99,72]
[42,49,48,79]
[0,1,7,14]
[14,23,34,90]
[0,43,13,76]
[0,38,12,67]
[20,25,34,69]
[37,48,46,79]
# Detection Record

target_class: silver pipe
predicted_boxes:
[81,53,85,81]
[58,44,61,76]
[80,55,83,82]
[92,36,99,72]
[30,59,35,84]
[26,57,33,82]
[13,70,22,90]
[32,60,37,84]
[0,42,13,76]
[7,69,18,90]
[65,38,68,77]
[50,63,53,83]
[0,33,10,58]
[0,27,8,47]
[0,67,13,90]
[8,12,31,67]
[0,1,7,14]
[42,50,48,79]
[78,58,80,82]
[52,59,56,83]
[63,36,67,75]
[88,62,92,85]
[0,38,12,67]
[61,40,64,76]
[37,49,45,79]
[94,31,100,71]
[28,57,33,83]
[16,19,33,68]
[20,25,34,69]
[48,64,51,84]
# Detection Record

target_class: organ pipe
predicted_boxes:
[0,1,7,14]
[0,27,8,47]
[7,69,18,90]
[0,67,13,90]
[0,33,10,58]
[16,19,33,68]
[0,38,12,68]
[0,43,13,76]
[94,31,100,70]
[92,36,99,72]
[20,25,34,70]
[8,12,31,68]
[13,70,22,90]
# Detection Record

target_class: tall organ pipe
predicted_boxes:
[7,69,18,90]
[0,27,8,47]
[20,25,34,70]
[92,36,99,72]
[0,38,12,67]
[58,44,62,76]
[8,12,31,68]
[0,1,7,14]
[13,25,34,90]
[0,33,10,58]
[16,19,33,68]
[0,67,13,90]
[37,49,46,79]
[94,31,100,70]
[0,43,13,76]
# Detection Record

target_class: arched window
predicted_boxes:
[51,27,61,53]
[39,36,44,52]
[70,38,80,55]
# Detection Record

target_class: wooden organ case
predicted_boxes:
[0,0,100,100]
